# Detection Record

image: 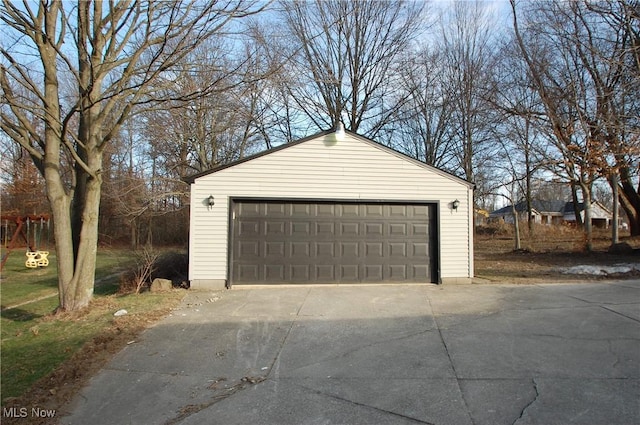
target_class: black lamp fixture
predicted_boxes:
[452,199,460,211]
[208,195,215,207]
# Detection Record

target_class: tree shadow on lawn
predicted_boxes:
[1,307,43,322]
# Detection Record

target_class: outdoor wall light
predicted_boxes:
[208,195,215,209]
[452,199,460,211]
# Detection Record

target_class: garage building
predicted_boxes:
[185,129,474,289]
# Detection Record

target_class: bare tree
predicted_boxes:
[577,1,640,238]
[392,47,457,170]
[440,1,500,184]
[508,0,640,249]
[0,140,48,215]
[276,0,426,135]
[489,38,550,232]
[1,0,263,311]
[100,119,154,248]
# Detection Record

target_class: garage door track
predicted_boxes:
[63,281,640,425]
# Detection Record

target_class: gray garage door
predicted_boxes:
[231,200,437,284]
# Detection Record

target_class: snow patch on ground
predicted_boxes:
[560,264,640,275]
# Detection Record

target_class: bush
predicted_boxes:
[151,251,189,288]
[118,248,158,294]
[119,249,189,293]
[476,221,512,237]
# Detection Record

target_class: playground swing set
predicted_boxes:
[1,214,51,271]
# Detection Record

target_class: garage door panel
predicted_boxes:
[389,223,407,236]
[413,265,429,279]
[316,265,335,280]
[340,265,359,280]
[291,242,311,257]
[238,264,259,280]
[389,205,407,216]
[340,222,359,235]
[265,241,285,257]
[365,222,384,236]
[341,204,360,217]
[366,204,384,216]
[413,242,429,257]
[365,242,383,256]
[267,203,286,215]
[265,221,285,236]
[239,202,261,216]
[232,201,436,284]
[389,242,407,257]
[290,265,309,280]
[389,265,407,280]
[412,223,429,236]
[365,265,383,280]
[238,241,259,256]
[317,204,335,216]
[292,203,311,215]
[413,205,430,217]
[316,222,335,237]
[316,242,335,257]
[291,222,311,235]
[340,242,359,257]
[264,264,285,281]
[238,221,260,236]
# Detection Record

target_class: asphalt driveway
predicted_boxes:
[63,281,640,425]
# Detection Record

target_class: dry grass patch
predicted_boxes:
[475,223,640,283]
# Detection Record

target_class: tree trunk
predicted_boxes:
[571,184,583,228]
[526,158,533,233]
[620,190,640,236]
[63,174,101,310]
[130,218,138,250]
[45,176,74,309]
[619,165,640,236]
[511,204,521,250]
[611,173,619,245]
[581,184,593,252]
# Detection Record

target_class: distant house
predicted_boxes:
[489,200,613,228]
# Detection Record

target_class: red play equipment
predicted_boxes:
[1,214,51,270]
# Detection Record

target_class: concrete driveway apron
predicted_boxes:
[63,281,640,425]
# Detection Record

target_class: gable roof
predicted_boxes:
[183,129,474,188]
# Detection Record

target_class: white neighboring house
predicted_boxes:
[184,129,475,290]
[563,201,614,228]
[490,200,613,228]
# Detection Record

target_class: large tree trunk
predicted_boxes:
[619,165,640,236]
[45,173,74,310]
[47,150,102,311]
[571,184,583,228]
[63,174,101,310]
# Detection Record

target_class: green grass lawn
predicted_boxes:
[1,247,185,405]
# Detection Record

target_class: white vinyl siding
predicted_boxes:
[189,133,474,285]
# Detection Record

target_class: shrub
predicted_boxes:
[476,221,512,237]
[119,249,189,294]
[119,248,159,294]
[151,251,189,288]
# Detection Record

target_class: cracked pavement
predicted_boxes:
[63,281,640,425]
